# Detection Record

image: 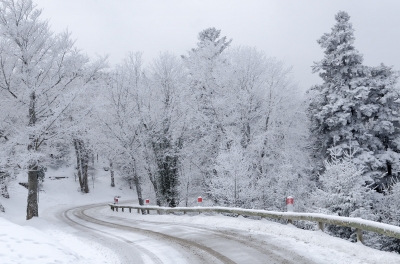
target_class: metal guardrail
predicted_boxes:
[108,204,400,244]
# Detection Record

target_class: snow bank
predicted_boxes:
[0,217,88,264]
[0,164,132,264]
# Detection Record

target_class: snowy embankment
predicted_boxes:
[0,165,132,264]
[1,164,400,263]
[0,217,86,263]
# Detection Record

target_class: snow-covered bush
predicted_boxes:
[372,182,400,252]
[311,147,375,240]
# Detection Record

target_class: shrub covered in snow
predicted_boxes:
[311,147,375,240]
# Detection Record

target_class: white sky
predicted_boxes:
[34,0,400,91]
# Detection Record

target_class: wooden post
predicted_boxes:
[137,208,140,214]
[318,222,324,231]
[129,208,131,213]
[116,207,118,212]
[122,208,124,212]
[147,209,150,214]
[111,206,114,211]
[356,228,363,244]
[157,210,160,215]
[288,219,292,224]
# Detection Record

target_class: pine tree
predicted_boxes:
[308,11,400,187]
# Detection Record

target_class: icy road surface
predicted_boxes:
[57,203,313,264]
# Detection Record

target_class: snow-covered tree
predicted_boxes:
[308,11,400,188]
[142,52,187,207]
[0,0,106,219]
[183,30,311,209]
[311,147,374,240]
[182,28,232,188]
[96,52,146,205]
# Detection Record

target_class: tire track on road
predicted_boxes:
[60,204,164,264]
[78,203,234,264]
[66,203,234,263]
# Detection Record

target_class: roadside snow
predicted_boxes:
[0,164,133,264]
[0,217,88,264]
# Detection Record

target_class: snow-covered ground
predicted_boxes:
[1,164,400,263]
[0,164,133,264]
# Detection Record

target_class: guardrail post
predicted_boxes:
[122,208,124,212]
[147,209,150,214]
[129,208,131,213]
[286,196,294,224]
[137,208,140,214]
[356,228,363,244]
[286,196,294,212]
[116,207,118,212]
[111,205,114,211]
[318,222,324,231]
[157,209,160,215]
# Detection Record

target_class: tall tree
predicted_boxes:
[97,52,146,206]
[308,11,400,187]
[182,28,232,191]
[143,52,187,207]
[0,0,105,219]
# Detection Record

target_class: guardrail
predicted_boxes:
[108,204,400,244]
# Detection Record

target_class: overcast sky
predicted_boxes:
[34,0,400,91]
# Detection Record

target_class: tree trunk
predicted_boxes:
[0,175,9,199]
[27,91,39,220]
[27,167,38,219]
[73,139,84,188]
[131,160,145,213]
[73,138,89,193]
[110,160,115,187]
[82,151,89,193]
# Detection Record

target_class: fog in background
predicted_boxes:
[35,0,400,91]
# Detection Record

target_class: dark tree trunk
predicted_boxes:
[73,139,83,187]
[130,160,146,213]
[73,138,89,193]
[153,137,179,207]
[0,174,9,199]
[387,160,392,176]
[110,160,115,187]
[27,91,39,220]
[27,166,38,219]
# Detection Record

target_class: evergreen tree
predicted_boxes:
[308,11,400,187]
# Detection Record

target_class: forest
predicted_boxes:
[1,0,400,252]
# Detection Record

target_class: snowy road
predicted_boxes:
[57,203,314,264]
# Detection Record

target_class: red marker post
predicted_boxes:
[114,196,119,204]
[144,199,150,214]
[197,196,203,214]
[286,196,294,212]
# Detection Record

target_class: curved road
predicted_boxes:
[56,203,314,264]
